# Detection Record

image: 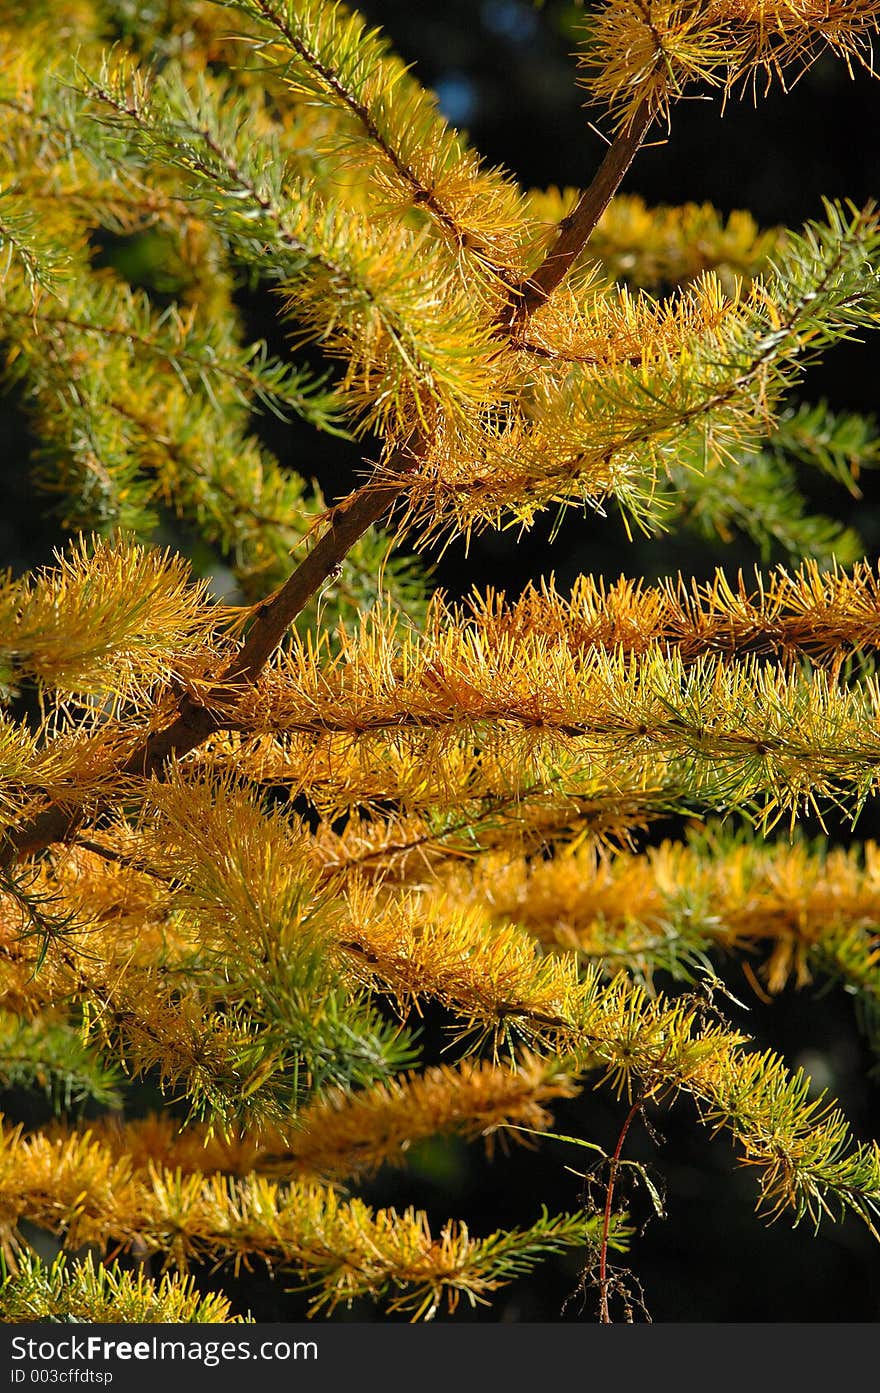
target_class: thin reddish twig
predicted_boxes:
[598,1096,644,1324]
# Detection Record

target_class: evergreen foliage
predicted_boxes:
[0,0,879,1322]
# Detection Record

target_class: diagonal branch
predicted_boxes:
[505,99,655,328]
[1,106,655,867]
[0,444,421,865]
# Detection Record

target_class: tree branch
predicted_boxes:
[0,106,654,868]
[505,99,655,327]
[0,443,421,864]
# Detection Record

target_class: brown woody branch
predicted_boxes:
[1,105,655,867]
[0,445,421,865]
[505,99,655,327]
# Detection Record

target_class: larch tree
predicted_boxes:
[0,0,880,1324]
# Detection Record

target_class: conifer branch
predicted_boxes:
[521,191,785,293]
[0,1011,121,1113]
[3,0,880,1323]
[580,0,880,132]
[507,98,654,324]
[467,559,880,667]
[599,1096,643,1324]
[0,1251,246,1325]
[224,0,525,287]
[71,1054,584,1183]
[436,826,880,1031]
[0,439,422,864]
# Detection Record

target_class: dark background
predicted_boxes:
[3,0,880,1324]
